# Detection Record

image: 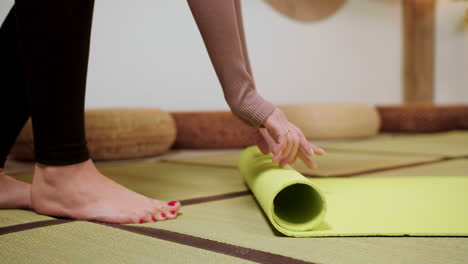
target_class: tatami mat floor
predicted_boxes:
[1,132,468,264]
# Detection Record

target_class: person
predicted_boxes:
[0,0,325,224]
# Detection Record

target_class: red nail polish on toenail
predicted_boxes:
[161,213,166,218]
[139,218,145,224]
[168,201,177,206]
[152,216,156,222]
[170,210,176,215]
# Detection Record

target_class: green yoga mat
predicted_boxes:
[238,146,468,237]
[145,196,468,264]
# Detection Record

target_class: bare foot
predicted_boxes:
[31,159,181,224]
[0,169,32,209]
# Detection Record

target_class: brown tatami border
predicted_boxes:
[178,190,251,206]
[0,219,73,236]
[0,218,316,264]
[101,223,316,264]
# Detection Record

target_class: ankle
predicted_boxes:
[36,158,91,171]
[35,159,92,181]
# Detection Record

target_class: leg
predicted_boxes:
[14,0,181,223]
[15,0,91,165]
[0,6,32,209]
[0,6,31,170]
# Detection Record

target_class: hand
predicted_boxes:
[255,107,326,168]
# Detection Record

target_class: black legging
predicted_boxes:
[0,0,94,168]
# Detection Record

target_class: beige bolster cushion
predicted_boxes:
[11,108,177,161]
[278,104,381,139]
[171,111,257,149]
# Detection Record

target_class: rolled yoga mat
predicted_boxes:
[238,145,328,236]
[238,145,468,237]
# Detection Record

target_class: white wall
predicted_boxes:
[1,0,466,111]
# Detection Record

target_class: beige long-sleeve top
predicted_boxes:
[187,0,276,128]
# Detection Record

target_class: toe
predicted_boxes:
[163,200,181,216]
[166,209,178,219]
[150,202,166,221]
[142,211,154,223]
[150,215,157,222]
[166,200,181,210]
[153,211,167,221]
[150,200,180,221]
[159,203,178,219]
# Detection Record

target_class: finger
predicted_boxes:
[310,143,326,155]
[291,125,314,156]
[285,130,300,165]
[257,141,270,155]
[292,149,298,163]
[269,125,288,155]
[272,133,288,163]
[260,128,279,154]
[276,134,291,166]
[277,132,287,154]
[298,149,317,169]
[278,133,294,167]
[268,126,281,144]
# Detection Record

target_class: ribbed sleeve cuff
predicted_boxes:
[236,93,276,128]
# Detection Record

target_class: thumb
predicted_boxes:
[255,129,270,154]
[271,131,287,155]
[268,126,286,145]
